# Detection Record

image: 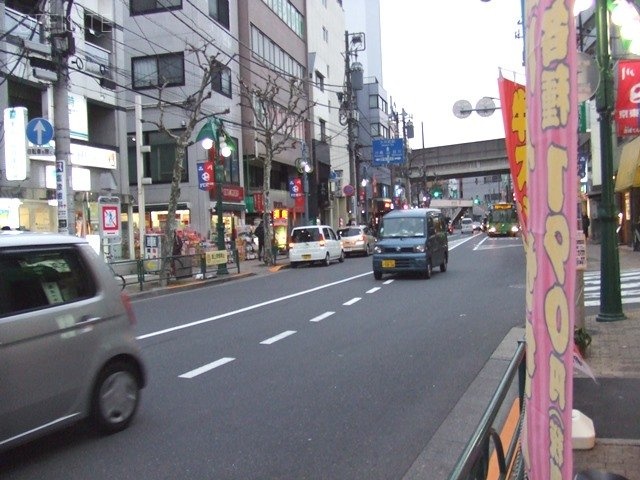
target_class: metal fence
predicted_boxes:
[448,341,526,480]
[107,251,241,292]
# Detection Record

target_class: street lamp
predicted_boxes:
[296,153,313,226]
[197,118,233,275]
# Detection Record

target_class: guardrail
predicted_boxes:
[448,341,526,480]
[107,250,241,292]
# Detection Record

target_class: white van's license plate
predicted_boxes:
[382,260,395,268]
[302,254,312,260]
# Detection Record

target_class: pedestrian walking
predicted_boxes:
[255,220,265,261]
[582,214,590,239]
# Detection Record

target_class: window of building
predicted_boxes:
[322,26,328,43]
[127,130,188,185]
[250,25,304,78]
[315,71,324,92]
[319,119,327,142]
[370,123,389,138]
[208,0,229,28]
[132,53,184,89]
[369,94,388,113]
[211,61,232,97]
[130,0,181,16]
[261,0,304,37]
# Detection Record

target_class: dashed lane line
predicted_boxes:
[179,357,235,379]
[343,297,361,306]
[260,330,297,345]
[310,312,335,323]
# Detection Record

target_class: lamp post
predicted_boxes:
[594,0,625,321]
[296,151,313,226]
[197,118,232,275]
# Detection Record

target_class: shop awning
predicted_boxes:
[615,136,640,192]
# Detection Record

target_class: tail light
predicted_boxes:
[120,291,137,325]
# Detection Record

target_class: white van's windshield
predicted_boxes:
[379,217,425,238]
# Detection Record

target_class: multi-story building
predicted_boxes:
[237,0,311,240]
[305,0,346,228]
[123,0,242,254]
[1,0,128,249]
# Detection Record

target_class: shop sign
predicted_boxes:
[206,250,227,266]
[209,184,244,202]
[615,59,640,136]
[3,107,29,181]
[253,193,264,212]
[289,177,303,198]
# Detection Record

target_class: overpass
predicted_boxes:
[406,138,509,181]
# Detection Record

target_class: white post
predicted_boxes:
[135,95,146,259]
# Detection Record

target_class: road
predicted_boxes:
[1,233,526,480]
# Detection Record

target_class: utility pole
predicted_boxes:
[343,31,364,224]
[50,0,75,234]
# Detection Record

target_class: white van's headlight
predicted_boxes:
[413,245,425,253]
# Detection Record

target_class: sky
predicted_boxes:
[379,0,526,149]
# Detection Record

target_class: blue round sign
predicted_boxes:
[26,117,54,146]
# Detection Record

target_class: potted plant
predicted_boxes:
[574,327,592,357]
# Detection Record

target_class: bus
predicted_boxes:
[485,202,520,237]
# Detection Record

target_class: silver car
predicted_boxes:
[337,225,377,256]
[0,232,146,451]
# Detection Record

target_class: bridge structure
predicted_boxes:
[405,138,509,182]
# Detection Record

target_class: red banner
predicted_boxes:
[498,76,528,231]
[615,59,640,137]
[253,193,264,213]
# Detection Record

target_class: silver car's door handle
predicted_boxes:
[76,315,101,325]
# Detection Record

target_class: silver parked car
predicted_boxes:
[337,225,376,256]
[0,232,146,452]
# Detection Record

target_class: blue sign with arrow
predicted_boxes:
[26,117,54,146]
[372,138,405,166]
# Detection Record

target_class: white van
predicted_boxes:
[288,225,345,267]
[461,218,474,234]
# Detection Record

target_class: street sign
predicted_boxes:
[26,117,54,146]
[372,138,405,166]
[98,196,121,240]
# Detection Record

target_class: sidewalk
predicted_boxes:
[573,242,640,479]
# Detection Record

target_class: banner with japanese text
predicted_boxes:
[197,161,214,191]
[524,1,577,479]
[615,59,640,136]
[498,76,528,231]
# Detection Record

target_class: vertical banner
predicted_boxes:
[615,59,640,136]
[498,76,529,231]
[523,1,578,479]
[197,161,214,191]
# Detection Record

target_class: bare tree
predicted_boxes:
[239,73,314,265]
[143,44,229,283]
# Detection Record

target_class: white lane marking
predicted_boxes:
[179,357,235,379]
[260,330,297,345]
[366,287,381,294]
[310,311,335,323]
[137,272,371,340]
[472,236,490,250]
[343,297,361,306]
[383,279,394,285]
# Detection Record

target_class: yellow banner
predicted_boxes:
[206,250,228,266]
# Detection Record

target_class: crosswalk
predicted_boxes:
[583,269,640,307]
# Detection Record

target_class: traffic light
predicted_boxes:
[474,196,480,205]
[432,189,441,199]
